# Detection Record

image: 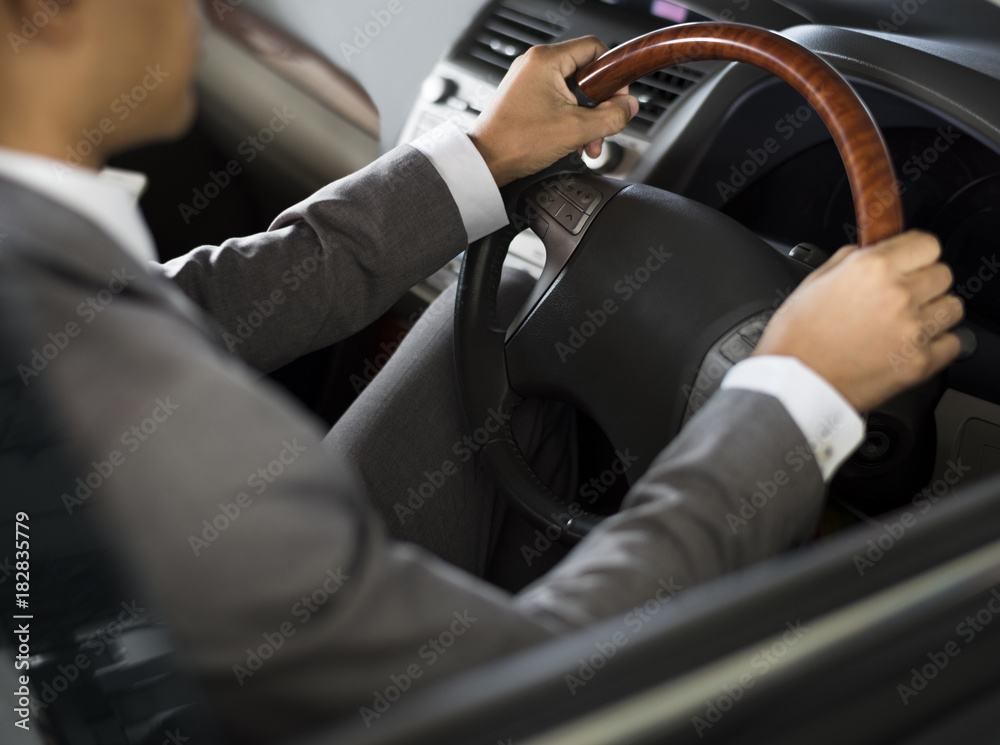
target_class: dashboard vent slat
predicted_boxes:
[626,66,705,134]
[462,2,565,82]
[456,1,707,136]
[492,6,565,38]
[483,19,554,47]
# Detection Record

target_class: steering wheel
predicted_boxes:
[454,22,903,543]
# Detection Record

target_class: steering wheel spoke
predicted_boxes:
[456,22,904,543]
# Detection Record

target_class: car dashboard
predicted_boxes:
[198,0,1000,519]
[381,0,1000,520]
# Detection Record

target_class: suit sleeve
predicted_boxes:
[514,389,825,626]
[153,145,469,373]
[24,249,824,743]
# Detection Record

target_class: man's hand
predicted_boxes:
[469,37,638,187]
[754,230,964,412]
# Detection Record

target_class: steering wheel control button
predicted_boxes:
[720,333,753,364]
[682,310,772,425]
[556,178,604,214]
[530,217,548,240]
[534,188,560,213]
[552,202,587,234]
[739,318,767,346]
[687,390,710,417]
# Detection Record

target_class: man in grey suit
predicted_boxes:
[0,0,963,741]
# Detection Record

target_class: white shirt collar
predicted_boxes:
[0,146,158,264]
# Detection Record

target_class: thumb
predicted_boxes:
[577,94,637,145]
[812,244,859,277]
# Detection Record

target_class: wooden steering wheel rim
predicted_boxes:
[571,22,903,247]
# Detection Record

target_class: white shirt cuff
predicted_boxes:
[721,356,865,481]
[410,121,509,244]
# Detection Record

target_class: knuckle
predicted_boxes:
[904,319,925,343]
[606,105,627,132]
[918,351,939,378]
[887,282,911,312]
[910,355,933,381]
[569,115,590,143]
[861,250,892,277]
[521,46,544,63]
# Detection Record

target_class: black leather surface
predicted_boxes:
[506,183,806,477]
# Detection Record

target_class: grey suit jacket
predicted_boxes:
[0,146,824,742]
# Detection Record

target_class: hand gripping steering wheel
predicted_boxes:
[454,23,903,543]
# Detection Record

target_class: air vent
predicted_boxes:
[462,2,566,81]
[456,1,706,137]
[628,65,705,135]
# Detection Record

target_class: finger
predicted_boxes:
[919,294,964,330]
[923,332,963,374]
[870,230,942,274]
[903,262,954,306]
[574,94,636,144]
[812,243,859,277]
[584,139,603,159]
[546,36,611,77]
